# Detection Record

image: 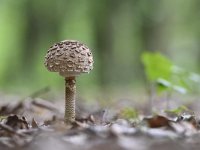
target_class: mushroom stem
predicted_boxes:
[65,76,76,123]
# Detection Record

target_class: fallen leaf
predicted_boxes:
[144,115,171,128]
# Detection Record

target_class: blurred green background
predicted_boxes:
[0,0,200,98]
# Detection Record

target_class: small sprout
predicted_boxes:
[119,107,138,122]
[165,105,190,116]
[141,51,200,111]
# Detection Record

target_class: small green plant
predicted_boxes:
[141,52,200,111]
[165,105,190,116]
[119,107,139,122]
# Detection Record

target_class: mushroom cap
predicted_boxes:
[44,40,93,77]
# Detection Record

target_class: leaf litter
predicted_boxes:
[0,96,200,150]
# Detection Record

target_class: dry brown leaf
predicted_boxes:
[144,115,171,128]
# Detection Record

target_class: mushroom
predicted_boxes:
[44,40,94,123]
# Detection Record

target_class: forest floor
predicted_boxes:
[0,89,200,150]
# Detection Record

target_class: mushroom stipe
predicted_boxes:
[65,77,76,123]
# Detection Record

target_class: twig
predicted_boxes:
[19,86,50,101]
[31,99,60,113]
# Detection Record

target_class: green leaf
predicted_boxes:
[141,51,200,94]
[156,78,171,93]
[141,52,173,82]
[156,78,187,94]
[172,85,187,94]
[157,78,171,88]
[189,73,200,83]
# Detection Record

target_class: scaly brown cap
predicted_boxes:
[44,40,93,77]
